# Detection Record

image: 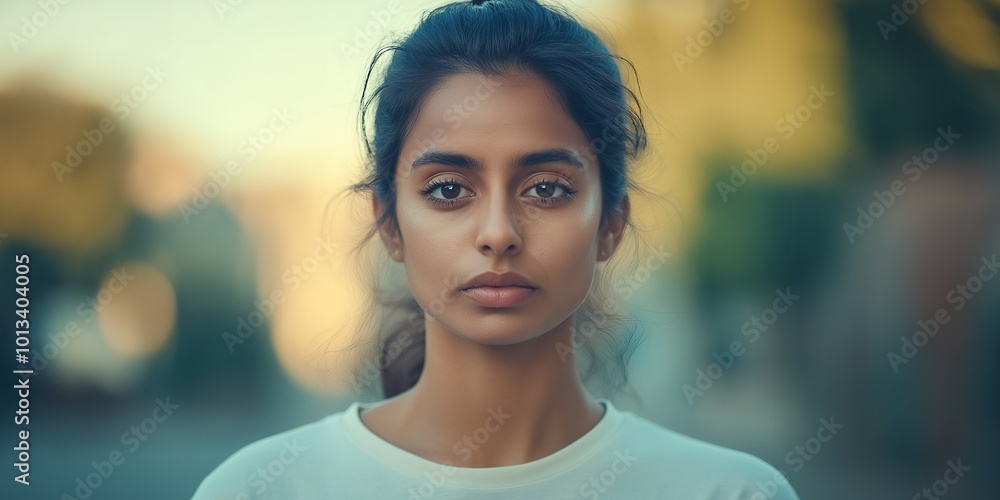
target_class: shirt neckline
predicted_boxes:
[340,397,624,488]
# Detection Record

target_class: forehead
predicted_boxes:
[398,71,593,173]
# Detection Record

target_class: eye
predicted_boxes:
[420,178,473,206]
[524,179,576,205]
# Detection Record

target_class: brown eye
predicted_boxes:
[420,178,473,206]
[534,183,557,198]
[523,179,577,206]
[525,181,569,200]
[439,184,462,199]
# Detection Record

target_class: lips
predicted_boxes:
[461,286,536,307]
[459,271,538,307]
[459,271,537,290]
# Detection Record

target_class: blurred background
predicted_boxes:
[1,0,998,498]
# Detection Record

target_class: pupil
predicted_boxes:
[538,183,554,197]
[442,185,459,199]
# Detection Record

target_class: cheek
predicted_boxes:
[395,200,466,305]
[522,189,603,310]
[530,215,600,300]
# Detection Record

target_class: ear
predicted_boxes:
[373,196,404,263]
[597,196,630,262]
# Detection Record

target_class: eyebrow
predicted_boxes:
[410,148,585,172]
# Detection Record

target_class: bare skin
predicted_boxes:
[364,70,629,468]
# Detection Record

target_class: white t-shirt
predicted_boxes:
[192,399,800,499]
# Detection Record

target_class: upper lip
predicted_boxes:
[460,271,538,290]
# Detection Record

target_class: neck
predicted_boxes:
[389,313,604,467]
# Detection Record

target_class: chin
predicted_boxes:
[439,309,571,347]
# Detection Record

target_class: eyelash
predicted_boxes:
[418,177,577,207]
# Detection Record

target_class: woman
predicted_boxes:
[194,0,800,498]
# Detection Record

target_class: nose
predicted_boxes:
[474,194,523,257]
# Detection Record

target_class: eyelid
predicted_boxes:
[419,176,471,197]
[524,173,574,189]
[522,178,576,202]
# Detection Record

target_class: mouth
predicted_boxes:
[461,286,536,307]
[459,271,538,290]
[458,271,538,307]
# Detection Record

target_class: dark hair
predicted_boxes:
[331,0,668,400]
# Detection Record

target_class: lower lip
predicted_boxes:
[461,286,536,307]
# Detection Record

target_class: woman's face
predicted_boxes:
[380,71,617,345]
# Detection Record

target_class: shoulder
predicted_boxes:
[611,410,800,499]
[191,412,344,500]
